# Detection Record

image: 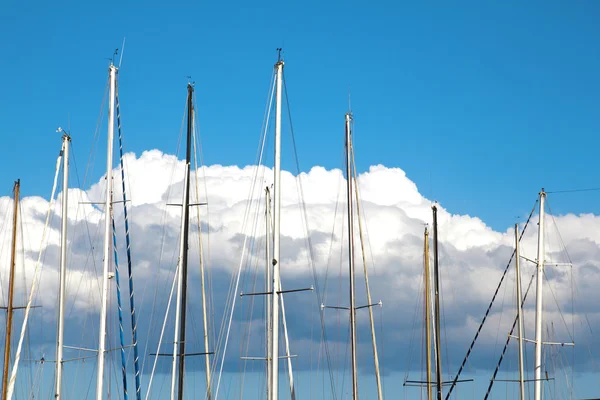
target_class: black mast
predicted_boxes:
[177,83,193,400]
[432,205,443,400]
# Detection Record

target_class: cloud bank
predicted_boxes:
[1,149,599,398]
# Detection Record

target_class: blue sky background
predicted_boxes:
[0,1,599,231]
[1,1,600,398]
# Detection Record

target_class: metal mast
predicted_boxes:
[55,132,70,399]
[424,227,433,400]
[432,205,443,400]
[514,224,526,400]
[265,187,273,400]
[96,63,117,400]
[178,83,194,400]
[170,165,187,400]
[345,112,359,400]
[2,180,20,400]
[270,55,284,400]
[534,190,546,400]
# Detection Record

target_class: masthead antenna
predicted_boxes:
[276,48,283,62]
[118,38,126,68]
[348,87,352,113]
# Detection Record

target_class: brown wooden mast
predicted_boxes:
[2,180,20,400]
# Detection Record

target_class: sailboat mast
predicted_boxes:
[170,166,188,400]
[424,227,433,400]
[96,63,117,400]
[344,112,359,400]
[55,133,70,399]
[534,190,546,400]
[431,205,443,400]
[177,83,194,400]
[2,180,20,400]
[265,187,272,400]
[514,224,526,400]
[271,56,284,400]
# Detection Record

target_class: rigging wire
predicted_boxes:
[5,149,62,399]
[483,272,537,399]
[0,191,13,307]
[115,78,142,399]
[191,93,214,398]
[237,202,265,399]
[144,263,179,400]
[545,187,600,194]
[350,128,383,399]
[445,198,539,399]
[140,87,187,391]
[65,143,101,398]
[316,147,344,399]
[111,218,129,399]
[283,70,338,400]
[213,69,276,400]
[546,199,578,398]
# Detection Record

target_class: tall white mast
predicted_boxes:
[265,187,272,400]
[271,56,284,400]
[534,190,546,400]
[96,63,117,400]
[345,112,359,400]
[514,224,526,400]
[55,131,70,399]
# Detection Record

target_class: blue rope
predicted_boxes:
[112,218,129,400]
[116,82,142,400]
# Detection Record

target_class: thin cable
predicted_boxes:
[445,198,539,399]
[111,218,129,399]
[6,150,63,399]
[350,134,383,399]
[213,70,276,400]
[545,187,600,194]
[115,79,142,399]
[484,272,536,399]
[144,263,179,400]
[283,70,338,399]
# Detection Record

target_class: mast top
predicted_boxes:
[187,76,195,89]
[57,127,71,141]
[107,49,119,71]
[275,48,285,67]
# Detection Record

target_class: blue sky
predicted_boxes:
[1,2,600,398]
[1,1,599,231]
